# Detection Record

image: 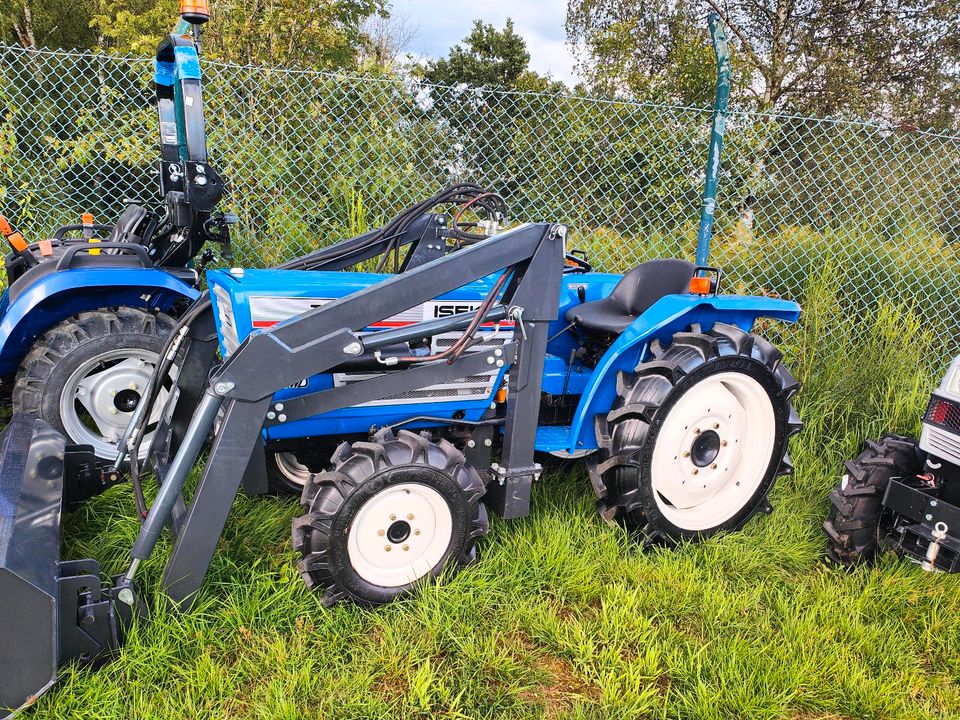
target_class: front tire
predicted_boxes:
[593,323,801,543]
[823,435,924,566]
[12,307,175,460]
[292,429,488,606]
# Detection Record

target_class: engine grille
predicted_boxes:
[333,330,511,407]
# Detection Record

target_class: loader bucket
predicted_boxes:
[0,415,133,718]
[0,415,65,716]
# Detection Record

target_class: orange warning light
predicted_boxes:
[180,0,210,24]
[689,276,712,295]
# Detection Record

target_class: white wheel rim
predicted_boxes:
[548,449,596,459]
[650,371,776,531]
[347,481,453,588]
[273,451,312,486]
[59,348,170,460]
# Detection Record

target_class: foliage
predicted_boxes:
[420,19,566,94]
[1,0,386,70]
[566,0,960,131]
[0,0,98,49]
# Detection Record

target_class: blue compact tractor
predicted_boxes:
[0,7,802,715]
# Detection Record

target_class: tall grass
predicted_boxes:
[29,261,960,719]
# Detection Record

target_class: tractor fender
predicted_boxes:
[567,293,800,453]
[0,267,199,375]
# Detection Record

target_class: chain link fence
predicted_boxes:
[2,44,960,356]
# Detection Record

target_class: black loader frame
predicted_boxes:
[0,220,565,716]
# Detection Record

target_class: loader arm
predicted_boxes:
[130,221,567,605]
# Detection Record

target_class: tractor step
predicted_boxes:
[0,415,135,718]
[534,425,573,453]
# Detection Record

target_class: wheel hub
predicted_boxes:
[113,388,142,413]
[690,429,721,467]
[386,519,412,544]
[649,371,776,530]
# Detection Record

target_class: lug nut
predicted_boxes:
[693,428,701,435]
[390,514,396,521]
[683,451,690,458]
[713,423,719,429]
[384,546,391,552]
[692,469,699,475]
[131,383,139,390]
[414,529,421,536]
[721,440,728,447]
[110,408,118,415]
[711,463,717,469]
[407,513,414,520]
[402,545,409,551]
[378,529,385,537]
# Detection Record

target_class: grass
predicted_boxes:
[27,266,960,719]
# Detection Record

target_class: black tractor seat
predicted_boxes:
[566,258,695,335]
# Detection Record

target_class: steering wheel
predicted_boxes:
[563,249,592,274]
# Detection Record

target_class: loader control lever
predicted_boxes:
[0,215,38,268]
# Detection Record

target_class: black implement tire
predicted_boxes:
[292,429,488,606]
[12,307,175,460]
[592,322,801,544]
[823,435,924,566]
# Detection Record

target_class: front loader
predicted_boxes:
[0,6,802,716]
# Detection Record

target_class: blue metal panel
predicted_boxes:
[207,268,516,440]
[534,425,573,453]
[173,46,201,80]
[0,269,199,375]
[563,293,800,453]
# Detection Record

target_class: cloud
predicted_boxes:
[391,0,581,85]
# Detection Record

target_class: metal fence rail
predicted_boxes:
[2,44,959,354]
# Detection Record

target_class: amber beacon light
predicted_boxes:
[180,0,210,24]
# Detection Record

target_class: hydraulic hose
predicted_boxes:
[125,294,213,515]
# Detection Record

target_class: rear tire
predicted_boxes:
[823,435,924,566]
[12,307,175,460]
[292,429,488,606]
[593,323,801,543]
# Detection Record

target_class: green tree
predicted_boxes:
[3,0,385,70]
[567,0,960,130]
[0,0,98,49]
[422,19,564,92]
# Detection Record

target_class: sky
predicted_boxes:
[391,0,582,85]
